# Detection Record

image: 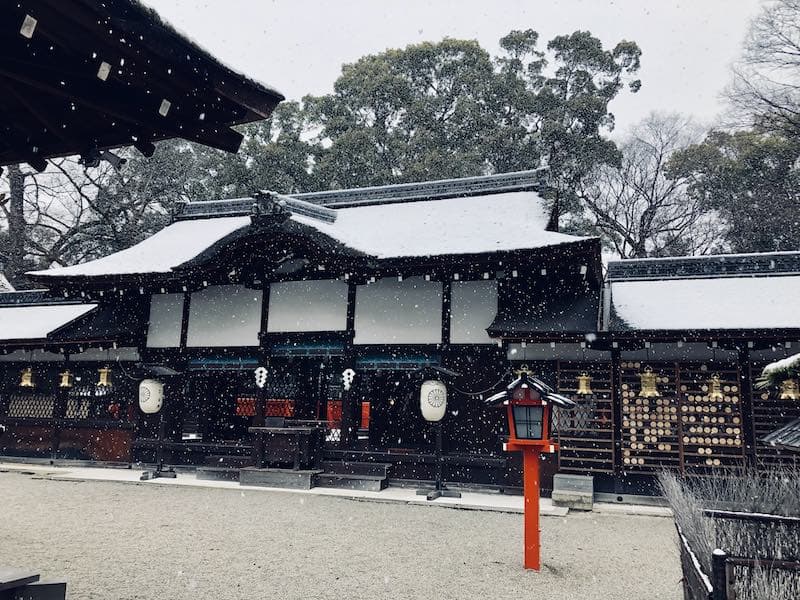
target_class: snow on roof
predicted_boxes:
[30,191,588,279]
[134,0,284,100]
[293,191,583,259]
[0,304,96,341]
[763,352,800,376]
[611,276,800,330]
[33,217,250,278]
[0,273,13,292]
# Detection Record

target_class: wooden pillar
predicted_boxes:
[441,279,452,346]
[254,283,270,428]
[178,291,191,350]
[51,354,69,463]
[340,280,358,449]
[737,347,757,468]
[610,347,623,478]
[522,448,541,571]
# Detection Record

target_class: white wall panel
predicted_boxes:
[354,277,442,345]
[146,293,184,348]
[450,280,497,344]
[187,285,262,347]
[267,280,348,332]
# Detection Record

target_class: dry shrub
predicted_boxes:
[659,468,800,600]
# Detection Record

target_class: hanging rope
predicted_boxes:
[452,370,511,397]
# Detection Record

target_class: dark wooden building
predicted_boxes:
[0,171,797,494]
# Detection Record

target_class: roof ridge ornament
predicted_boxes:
[256,191,338,224]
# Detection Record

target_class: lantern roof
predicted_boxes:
[485,371,576,408]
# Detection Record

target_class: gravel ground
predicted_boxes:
[0,471,681,600]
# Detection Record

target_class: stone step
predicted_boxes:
[314,472,388,492]
[196,466,240,482]
[320,460,392,478]
[240,467,321,490]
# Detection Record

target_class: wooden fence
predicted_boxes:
[677,510,800,600]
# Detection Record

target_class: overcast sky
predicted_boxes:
[144,0,764,136]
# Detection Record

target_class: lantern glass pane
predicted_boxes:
[513,404,543,439]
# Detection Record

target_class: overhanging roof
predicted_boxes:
[488,291,600,337]
[1,0,284,169]
[48,301,145,344]
[29,185,593,282]
[0,303,96,343]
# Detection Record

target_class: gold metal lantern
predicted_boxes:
[779,378,800,401]
[638,366,661,398]
[97,366,112,387]
[59,369,74,389]
[19,367,34,388]
[576,372,593,396]
[708,373,724,402]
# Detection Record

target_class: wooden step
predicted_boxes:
[240,467,321,490]
[196,466,240,482]
[315,472,388,492]
[204,455,252,468]
[320,460,392,478]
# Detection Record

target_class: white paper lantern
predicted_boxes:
[139,379,164,414]
[420,380,447,422]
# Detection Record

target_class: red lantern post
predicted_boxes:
[486,368,574,571]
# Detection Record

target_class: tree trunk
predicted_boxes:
[6,164,26,287]
[546,188,560,232]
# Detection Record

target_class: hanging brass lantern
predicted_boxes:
[97,366,112,387]
[576,372,593,395]
[638,366,661,398]
[708,373,724,401]
[59,369,74,389]
[779,378,800,401]
[19,367,35,388]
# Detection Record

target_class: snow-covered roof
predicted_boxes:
[0,304,96,342]
[32,217,250,278]
[611,276,800,330]
[30,190,589,279]
[296,191,583,259]
[135,0,284,100]
[0,273,13,292]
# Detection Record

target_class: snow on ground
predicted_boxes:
[0,471,680,600]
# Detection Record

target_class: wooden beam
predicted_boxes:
[0,60,244,152]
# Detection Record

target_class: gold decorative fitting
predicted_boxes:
[97,366,112,387]
[708,373,724,401]
[514,364,532,377]
[59,369,74,389]
[779,378,800,401]
[19,367,34,388]
[576,372,593,396]
[638,366,661,398]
